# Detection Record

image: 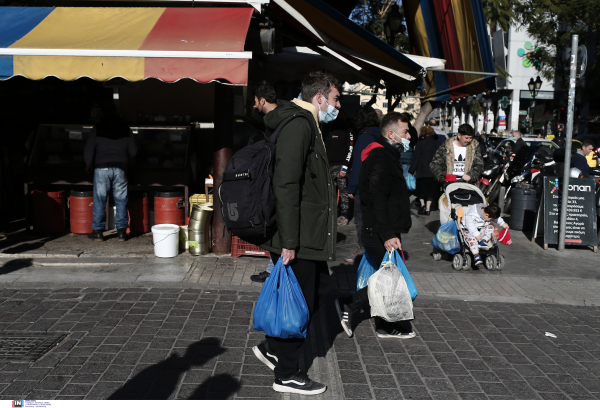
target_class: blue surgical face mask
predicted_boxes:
[393,131,411,152]
[319,99,339,123]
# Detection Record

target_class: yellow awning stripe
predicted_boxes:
[14,55,145,81]
[10,8,164,50]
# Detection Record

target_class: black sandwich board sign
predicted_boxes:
[533,176,597,251]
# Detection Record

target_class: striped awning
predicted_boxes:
[0,7,253,84]
[404,0,496,101]
[270,0,425,94]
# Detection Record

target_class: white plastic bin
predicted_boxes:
[152,224,180,258]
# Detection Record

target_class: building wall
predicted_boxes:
[505,25,555,132]
[346,82,421,123]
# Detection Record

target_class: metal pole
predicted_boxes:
[444,102,448,133]
[531,95,535,134]
[558,34,578,251]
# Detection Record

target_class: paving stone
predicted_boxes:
[400,386,432,400]
[236,386,275,398]
[343,384,372,399]
[340,370,368,384]
[36,376,71,391]
[59,384,94,396]
[448,376,481,393]
[416,365,445,378]
[374,388,402,399]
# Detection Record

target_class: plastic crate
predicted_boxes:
[231,236,270,258]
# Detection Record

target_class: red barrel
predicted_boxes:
[154,192,185,226]
[31,190,66,233]
[129,193,150,234]
[69,190,93,234]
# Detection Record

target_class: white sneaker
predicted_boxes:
[273,371,327,395]
[376,330,416,339]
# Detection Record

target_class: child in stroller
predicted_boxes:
[462,203,509,266]
[433,182,506,270]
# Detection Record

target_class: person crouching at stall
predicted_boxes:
[335,112,415,339]
[84,103,137,242]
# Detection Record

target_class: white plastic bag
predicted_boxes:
[367,251,414,322]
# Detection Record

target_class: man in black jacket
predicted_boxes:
[84,103,137,242]
[512,131,526,155]
[252,72,339,396]
[335,112,415,339]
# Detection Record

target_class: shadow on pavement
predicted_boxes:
[0,258,33,275]
[424,220,441,234]
[108,338,240,400]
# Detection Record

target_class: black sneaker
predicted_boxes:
[117,228,128,242]
[273,371,327,395]
[252,342,278,370]
[376,329,416,339]
[250,271,270,283]
[87,230,104,241]
[335,297,354,337]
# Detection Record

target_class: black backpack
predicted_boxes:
[218,113,316,240]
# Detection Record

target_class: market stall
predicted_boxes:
[24,124,192,230]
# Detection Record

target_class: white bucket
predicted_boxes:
[152,224,180,258]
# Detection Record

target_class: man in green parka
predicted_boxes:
[252,72,340,395]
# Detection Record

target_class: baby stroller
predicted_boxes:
[432,182,505,271]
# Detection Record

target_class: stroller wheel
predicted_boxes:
[462,254,472,270]
[452,254,463,271]
[496,255,505,270]
[432,248,442,261]
[485,255,497,270]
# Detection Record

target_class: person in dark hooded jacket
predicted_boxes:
[409,125,441,215]
[344,107,380,264]
[335,112,415,339]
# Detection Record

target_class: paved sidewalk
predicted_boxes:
[0,207,599,400]
[2,212,599,306]
[0,287,599,400]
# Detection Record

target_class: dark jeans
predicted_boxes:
[350,228,412,333]
[353,193,364,250]
[265,252,330,378]
[92,167,128,231]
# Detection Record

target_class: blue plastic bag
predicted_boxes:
[431,220,460,255]
[356,252,378,291]
[253,258,309,339]
[405,173,416,191]
[381,249,418,301]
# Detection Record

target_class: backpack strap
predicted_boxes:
[269,114,317,178]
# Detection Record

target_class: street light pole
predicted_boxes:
[528,76,543,134]
[558,35,578,251]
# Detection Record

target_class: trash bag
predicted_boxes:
[253,258,309,339]
[381,250,417,301]
[367,251,414,322]
[356,252,378,291]
[431,220,461,255]
[405,173,416,191]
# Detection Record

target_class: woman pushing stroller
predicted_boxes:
[462,203,509,266]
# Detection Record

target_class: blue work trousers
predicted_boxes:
[92,167,129,231]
